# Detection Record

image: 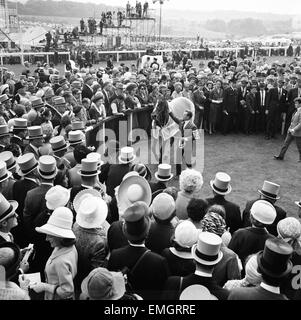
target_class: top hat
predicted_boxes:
[154,164,173,182]
[0,124,11,138]
[118,147,136,164]
[0,192,18,223]
[78,158,100,177]
[31,97,44,109]
[86,152,104,168]
[122,201,150,242]
[17,153,38,176]
[210,172,232,195]
[68,130,84,146]
[0,94,9,104]
[50,136,69,153]
[257,238,293,278]
[37,155,57,180]
[71,121,85,131]
[35,207,75,239]
[258,181,280,200]
[13,118,28,130]
[0,160,12,183]
[53,97,66,106]
[26,126,46,140]
[0,151,16,172]
[191,232,223,266]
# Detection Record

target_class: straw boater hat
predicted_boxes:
[31,97,44,109]
[53,97,66,107]
[0,151,16,172]
[250,200,277,225]
[0,124,11,138]
[37,155,58,180]
[78,158,100,177]
[50,136,69,154]
[191,232,223,266]
[118,147,136,164]
[35,207,75,239]
[258,181,280,200]
[257,238,293,278]
[26,126,46,140]
[81,267,125,300]
[13,118,27,131]
[179,285,217,300]
[210,172,232,196]
[154,164,173,182]
[117,175,151,214]
[17,153,38,176]
[0,161,12,183]
[71,121,85,131]
[0,193,18,223]
[45,185,70,211]
[68,130,84,146]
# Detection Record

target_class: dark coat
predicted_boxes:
[206,195,242,234]
[105,163,131,197]
[108,245,170,300]
[11,135,26,153]
[82,84,94,100]
[228,285,288,300]
[162,273,230,300]
[242,198,287,236]
[107,220,128,252]
[223,86,238,113]
[266,87,288,114]
[149,181,167,194]
[23,144,40,160]
[228,227,274,266]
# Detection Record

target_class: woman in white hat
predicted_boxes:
[30,207,78,300]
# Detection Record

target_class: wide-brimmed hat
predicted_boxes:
[76,196,108,229]
[17,153,38,176]
[86,152,104,168]
[50,136,69,153]
[179,285,217,300]
[0,151,16,172]
[210,172,232,195]
[0,94,9,104]
[45,185,70,211]
[0,192,18,223]
[68,130,84,146]
[73,189,102,214]
[154,163,173,182]
[0,160,12,183]
[191,232,223,266]
[118,147,136,164]
[258,180,280,200]
[26,126,46,140]
[151,193,175,221]
[118,175,151,214]
[257,238,293,278]
[81,267,125,300]
[250,200,277,225]
[122,201,150,242]
[13,118,28,130]
[0,124,11,138]
[35,207,75,239]
[37,155,57,180]
[78,158,100,177]
[71,121,85,131]
[31,97,44,109]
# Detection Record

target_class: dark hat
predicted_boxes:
[122,201,150,242]
[257,238,293,278]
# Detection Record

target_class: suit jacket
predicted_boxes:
[242,198,287,236]
[266,87,288,113]
[223,86,238,113]
[11,135,25,153]
[23,144,40,160]
[255,89,269,113]
[2,178,15,201]
[287,87,301,114]
[149,181,167,194]
[107,220,128,252]
[67,164,82,188]
[82,84,94,100]
[290,107,301,137]
[228,227,274,266]
[237,86,249,111]
[108,245,170,300]
[245,92,256,113]
[206,195,242,234]
[162,273,230,300]
[228,285,288,300]
[105,163,131,197]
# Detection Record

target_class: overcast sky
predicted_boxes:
[62,0,301,15]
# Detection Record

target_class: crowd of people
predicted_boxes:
[0,50,300,300]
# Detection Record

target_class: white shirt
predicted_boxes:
[41,182,53,187]
[129,242,145,248]
[195,269,212,278]
[260,282,280,294]
[0,231,13,242]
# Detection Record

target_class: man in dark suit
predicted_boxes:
[206,172,242,234]
[23,126,45,160]
[255,83,269,134]
[285,78,301,133]
[10,118,28,154]
[229,200,276,268]
[162,231,229,300]
[266,78,288,139]
[228,238,292,300]
[81,76,94,100]
[108,202,170,300]
[222,78,239,134]
[237,78,249,133]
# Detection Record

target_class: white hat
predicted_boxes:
[154,164,173,182]
[210,172,232,195]
[179,285,218,300]
[191,232,223,266]
[76,196,108,229]
[118,147,136,164]
[258,181,280,200]
[45,186,70,211]
[73,189,102,214]
[250,200,277,225]
[86,152,104,168]
[37,155,57,180]
[35,207,75,239]
[174,220,199,249]
[78,158,100,177]
[151,193,175,220]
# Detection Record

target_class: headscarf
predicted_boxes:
[200,212,226,237]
